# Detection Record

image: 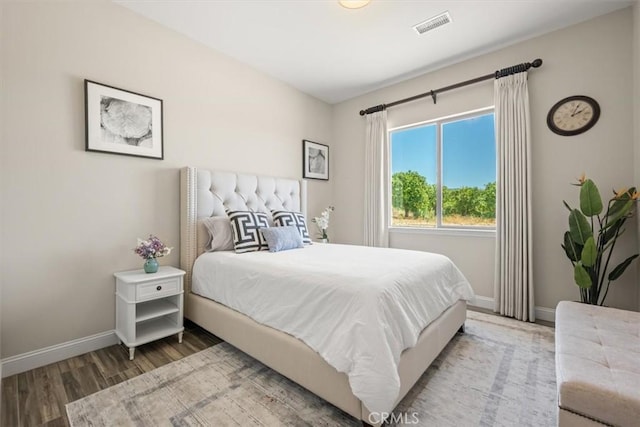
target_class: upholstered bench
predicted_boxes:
[555,301,640,426]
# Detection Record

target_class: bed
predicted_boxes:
[180,167,473,425]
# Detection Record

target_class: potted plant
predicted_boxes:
[134,235,172,273]
[561,174,638,305]
[312,206,334,243]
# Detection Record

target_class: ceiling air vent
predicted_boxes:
[413,11,452,35]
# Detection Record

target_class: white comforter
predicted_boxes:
[192,243,474,417]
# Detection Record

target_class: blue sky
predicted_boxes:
[391,113,496,188]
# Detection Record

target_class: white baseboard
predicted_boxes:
[534,306,556,323]
[469,296,556,323]
[1,330,118,378]
[470,295,495,311]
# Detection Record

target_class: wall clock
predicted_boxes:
[547,95,600,136]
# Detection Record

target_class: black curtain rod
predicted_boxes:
[359,58,543,116]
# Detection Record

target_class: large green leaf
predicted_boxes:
[562,231,582,262]
[606,188,635,221]
[604,200,633,229]
[580,179,603,216]
[608,198,630,216]
[607,254,639,281]
[574,263,593,288]
[619,187,637,200]
[581,236,597,267]
[569,209,592,245]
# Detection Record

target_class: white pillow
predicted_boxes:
[201,216,235,252]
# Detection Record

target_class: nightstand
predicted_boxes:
[114,266,185,360]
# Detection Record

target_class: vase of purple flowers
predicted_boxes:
[143,257,159,274]
[134,235,172,274]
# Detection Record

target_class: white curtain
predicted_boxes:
[494,73,535,322]
[364,110,389,247]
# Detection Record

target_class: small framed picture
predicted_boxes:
[85,80,163,160]
[303,139,329,180]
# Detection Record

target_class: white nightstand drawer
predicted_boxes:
[136,278,180,301]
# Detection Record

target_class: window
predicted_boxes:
[390,109,496,229]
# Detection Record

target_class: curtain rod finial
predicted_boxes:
[532,58,543,68]
[359,104,386,116]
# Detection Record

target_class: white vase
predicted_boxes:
[321,238,328,243]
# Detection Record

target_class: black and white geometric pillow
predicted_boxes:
[227,211,270,253]
[272,211,312,245]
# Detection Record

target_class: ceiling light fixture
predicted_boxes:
[413,11,452,35]
[338,0,371,9]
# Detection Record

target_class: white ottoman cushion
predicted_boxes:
[555,301,640,426]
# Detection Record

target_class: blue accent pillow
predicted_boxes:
[260,226,304,253]
[271,210,312,244]
[227,210,270,253]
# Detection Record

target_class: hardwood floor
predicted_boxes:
[1,309,552,426]
[1,321,221,427]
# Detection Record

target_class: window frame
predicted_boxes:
[388,106,496,233]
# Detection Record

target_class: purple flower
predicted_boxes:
[133,235,172,260]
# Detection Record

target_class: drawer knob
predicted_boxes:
[156,285,162,291]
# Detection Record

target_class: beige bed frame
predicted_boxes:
[180,167,467,425]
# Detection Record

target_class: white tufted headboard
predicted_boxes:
[180,167,307,292]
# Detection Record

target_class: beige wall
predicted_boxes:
[1,3,638,361]
[634,0,640,311]
[332,9,637,311]
[0,1,332,358]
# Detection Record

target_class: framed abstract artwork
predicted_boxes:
[85,80,163,159]
[303,139,329,180]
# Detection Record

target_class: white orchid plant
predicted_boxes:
[312,206,334,241]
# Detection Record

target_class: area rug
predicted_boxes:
[66,311,556,426]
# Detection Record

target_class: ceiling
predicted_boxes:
[116,0,634,104]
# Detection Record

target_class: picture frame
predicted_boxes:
[85,80,163,160]
[302,139,329,180]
